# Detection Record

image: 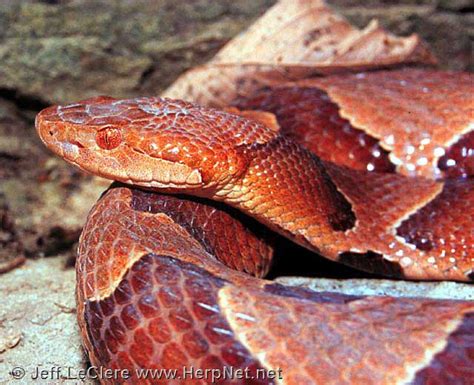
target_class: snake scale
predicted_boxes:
[36,69,473,384]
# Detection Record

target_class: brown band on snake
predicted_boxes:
[294,69,474,179]
[77,186,473,385]
[76,186,271,384]
[130,187,275,277]
[412,312,474,384]
[328,169,472,280]
[235,86,395,173]
[219,285,473,385]
[36,86,473,280]
[438,130,474,178]
[84,253,270,385]
[76,187,258,302]
[322,165,449,279]
[35,70,473,384]
[397,179,473,259]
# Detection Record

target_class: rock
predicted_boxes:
[0,0,274,104]
[0,1,471,105]
[0,203,25,274]
[276,276,474,300]
[0,98,109,259]
[0,256,95,385]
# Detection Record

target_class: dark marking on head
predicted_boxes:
[339,251,405,278]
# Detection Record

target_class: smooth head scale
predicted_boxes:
[35,96,275,193]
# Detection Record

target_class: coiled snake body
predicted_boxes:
[36,69,473,384]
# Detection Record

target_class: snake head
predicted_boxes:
[36,96,276,193]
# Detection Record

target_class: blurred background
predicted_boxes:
[1,1,472,105]
[0,1,472,381]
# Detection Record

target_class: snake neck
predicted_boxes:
[214,137,356,255]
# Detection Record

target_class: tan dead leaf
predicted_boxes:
[0,330,22,353]
[163,0,436,107]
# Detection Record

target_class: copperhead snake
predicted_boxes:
[35,69,473,384]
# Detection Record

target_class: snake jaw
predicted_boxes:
[56,143,204,191]
[121,154,204,189]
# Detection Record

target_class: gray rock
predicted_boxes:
[0,256,95,385]
[0,1,471,105]
[0,0,274,104]
[276,276,474,300]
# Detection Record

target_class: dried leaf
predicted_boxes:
[163,0,436,107]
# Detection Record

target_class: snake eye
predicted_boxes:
[96,128,122,150]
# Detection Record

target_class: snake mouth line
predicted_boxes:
[126,148,204,188]
[87,154,205,190]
